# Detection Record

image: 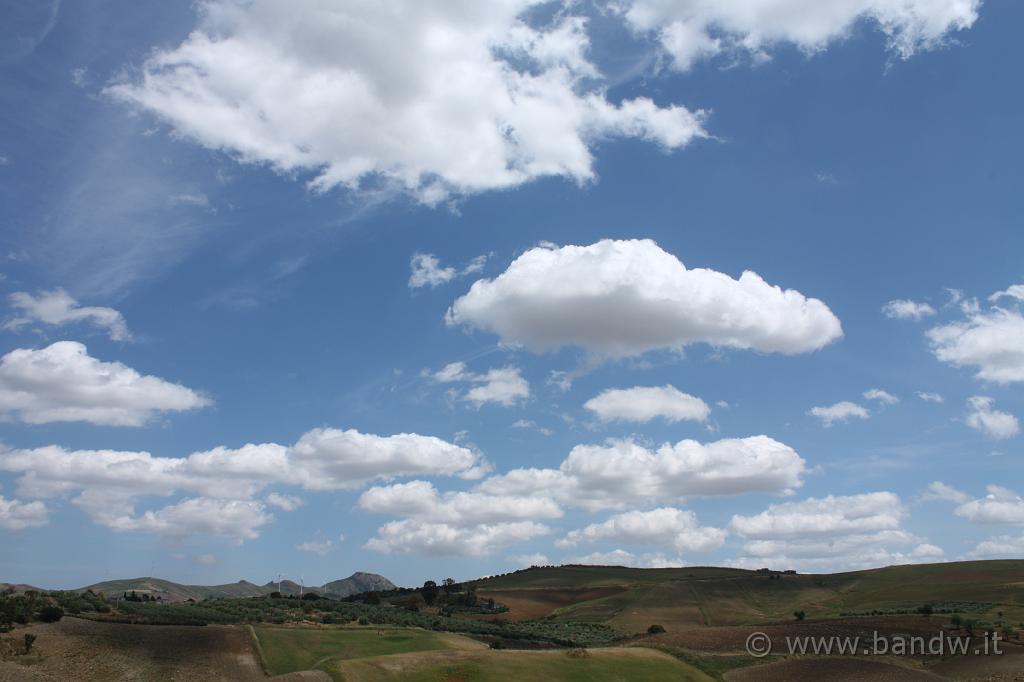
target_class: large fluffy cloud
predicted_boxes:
[584,385,709,423]
[366,519,550,557]
[619,0,979,71]
[0,427,483,539]
[730,492,904,539]
[448,240,841,358]
[5,289,130,341]
[290,428,487,488]
[954,485,1024,525]
[358,480,562,525]
[927,305,1024,384]
[359,480,559,557]
[107,1,705,204]
[557,507,726,553]
[478,434,806,510]
[729,492,937,570]
[0,342,210,426]
[104,498,272,541]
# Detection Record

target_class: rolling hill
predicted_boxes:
[468,560,1024,630]
[79,571,395,602]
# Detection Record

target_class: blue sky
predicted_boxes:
[1,0,1022,589]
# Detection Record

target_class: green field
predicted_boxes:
[252,625,483,676]
[329,647,715,682]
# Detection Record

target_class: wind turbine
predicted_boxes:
[300,575,304,597]
[276,573,282,593]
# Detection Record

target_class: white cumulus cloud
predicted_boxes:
[728,492,931,570]
[107,1,705,204]
[965,396,1020,440]
[5,288,130,340]
[478,435,806,511]
[863,388,899,405]
[359,480,560,557]
[955,485,1024,525]
[882,299,936,321]
[928,306,1024,384]
[563,548,686,568]
[0,342,211,426]
[366,519,550,557]
[584,385,710,423]
[0,495,49,530]
[448,239,842,359]
[618,0,979,71]
[557,507,726,554]
[409,253,487,289]
[429,362,529,407]
[807,401,870,427]
[0,426,483,540]
[106,497,273,541]
[922,481,970,504]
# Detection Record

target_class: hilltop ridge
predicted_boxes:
[74,571,395,603]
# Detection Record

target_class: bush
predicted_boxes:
[647,624,666,634]
[38,605,64,623]
[794,611,806,621]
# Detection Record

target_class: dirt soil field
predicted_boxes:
[639,616,994,653]
[725,657,946,681]
[475,587,626,621]
[0,617,272,682]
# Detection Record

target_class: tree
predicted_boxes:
[421,580,439,606]
[794,610,806,621]
[443,578,455,593]
[950,614,963,629]
[647,624,666,634]
[917,603,934,617]
[23,633,36,655]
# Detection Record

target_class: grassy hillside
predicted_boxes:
[472,560,1024,629]
[327,646,713,682]
[253,625,484,677]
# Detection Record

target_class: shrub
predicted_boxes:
[647,624,666,634]
[38,605,64,623]
[794,611,806,621]
[23,634,37,654]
